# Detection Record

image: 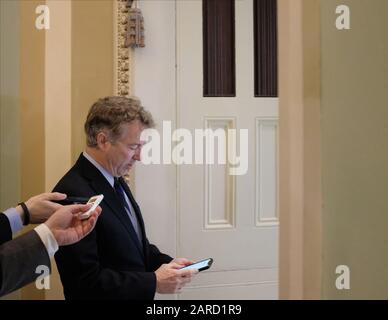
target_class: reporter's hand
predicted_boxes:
[45,204,102,246]
[171,257,194,267]
[155,262,198,294]
[17,192,67,224]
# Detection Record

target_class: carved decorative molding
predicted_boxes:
[115,0,131,96]
[115,1,133,186]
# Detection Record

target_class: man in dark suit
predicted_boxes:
[0,193,101,297]
[53,96,197,300]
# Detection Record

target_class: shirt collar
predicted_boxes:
[83,151,115,187]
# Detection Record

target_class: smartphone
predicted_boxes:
[180,258,213,272]
[79,194,104,220]
[53,196,90,205]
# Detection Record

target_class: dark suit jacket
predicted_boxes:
[0,213,12,245]
[53,154,172,300]
[0,213,50,297]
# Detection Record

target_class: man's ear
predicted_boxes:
[96,132,110,151]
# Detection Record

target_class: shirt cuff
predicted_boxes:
[34,224,59,258]
[3,207,23,234]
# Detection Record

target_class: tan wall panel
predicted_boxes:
[20,0,46,300]
[45,0,71,192]
[44,0,72,300]
[0,0,21,302]
[278,0,322,299]
[301,0,322,300]
[321,0,388,299]
[278,0,304,299]
[71,0,114,160]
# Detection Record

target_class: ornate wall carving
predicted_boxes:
[115,0,134,185]
[115,0,132,96]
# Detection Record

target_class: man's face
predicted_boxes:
[103,120,145,177]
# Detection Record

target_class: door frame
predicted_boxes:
[278,0,322,299]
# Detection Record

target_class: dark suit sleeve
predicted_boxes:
[55,229,158,300]
[0,213,12,245]
[56,230,172,300]
[147,241,173,271]
[0,230,51,297]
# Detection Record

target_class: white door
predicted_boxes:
[176,0,278,300]
[133,0,278,299]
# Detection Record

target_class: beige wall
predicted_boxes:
[0,0,21,301]
[20,0,46,300]
[278,0,322,299]
[1,0,47,300]
[71,0,114,161]
[301,0,322,300]
[321,0,388,299]
[0,0,21,213]
[278,0,305,299]
[45,0,72,192]
[44,0,72,300]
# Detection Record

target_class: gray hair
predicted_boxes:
[84,96,155,147]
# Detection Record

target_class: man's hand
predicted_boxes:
[155,261,198,294]
[16,192,67,224]
[171,257,194,267]
[45,204,102,246]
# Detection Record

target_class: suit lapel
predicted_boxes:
[78,155,144,258]
[119,178,147,247]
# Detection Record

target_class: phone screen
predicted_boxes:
[180,258,213,271]
[88,196,99,204]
